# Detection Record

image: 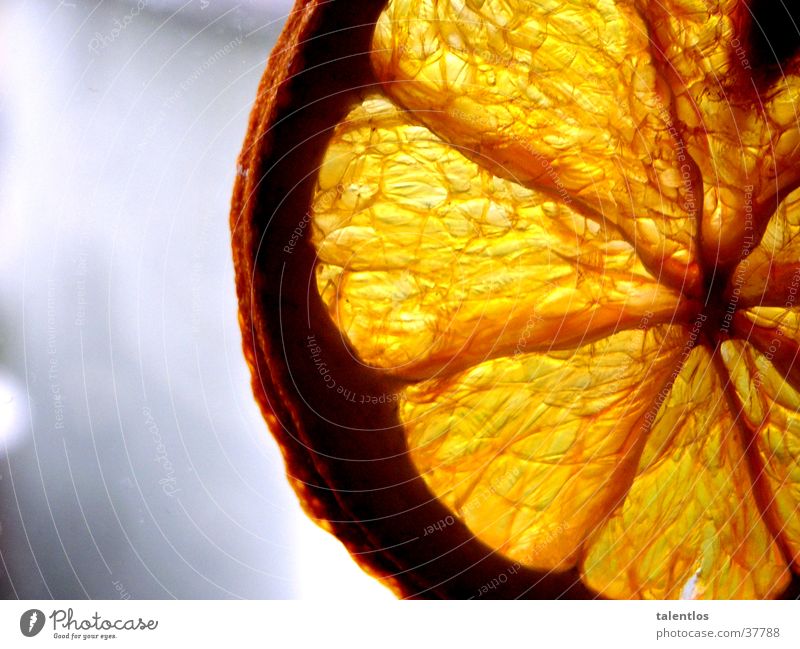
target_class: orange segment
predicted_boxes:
[642,0,758,267]
[723,339,800,568]
[731,308,800,395]
[370,0,701,292]
[642,0,800,267]
[311,97,690,380]
[730,188,800,307]
[399,325,686,570]
[582,344,789,599]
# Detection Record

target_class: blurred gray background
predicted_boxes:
[0,0,392,599]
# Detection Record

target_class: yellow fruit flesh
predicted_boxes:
[313,98,690,380]
[732,191,800,308]
[583,344,788,599]
[400,324,686,571]
[307,0,800,598]
[372,0,701,291]
[724,339,800,569]
[643,0,800,269]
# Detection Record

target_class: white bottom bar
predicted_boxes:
[1,600,799,648]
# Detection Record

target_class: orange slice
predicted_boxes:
[231,0,800,598]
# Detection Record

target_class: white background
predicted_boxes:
[0,0,392,600]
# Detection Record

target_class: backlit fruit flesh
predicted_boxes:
[231,0,800,598]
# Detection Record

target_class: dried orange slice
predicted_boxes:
[231,0,800,598]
